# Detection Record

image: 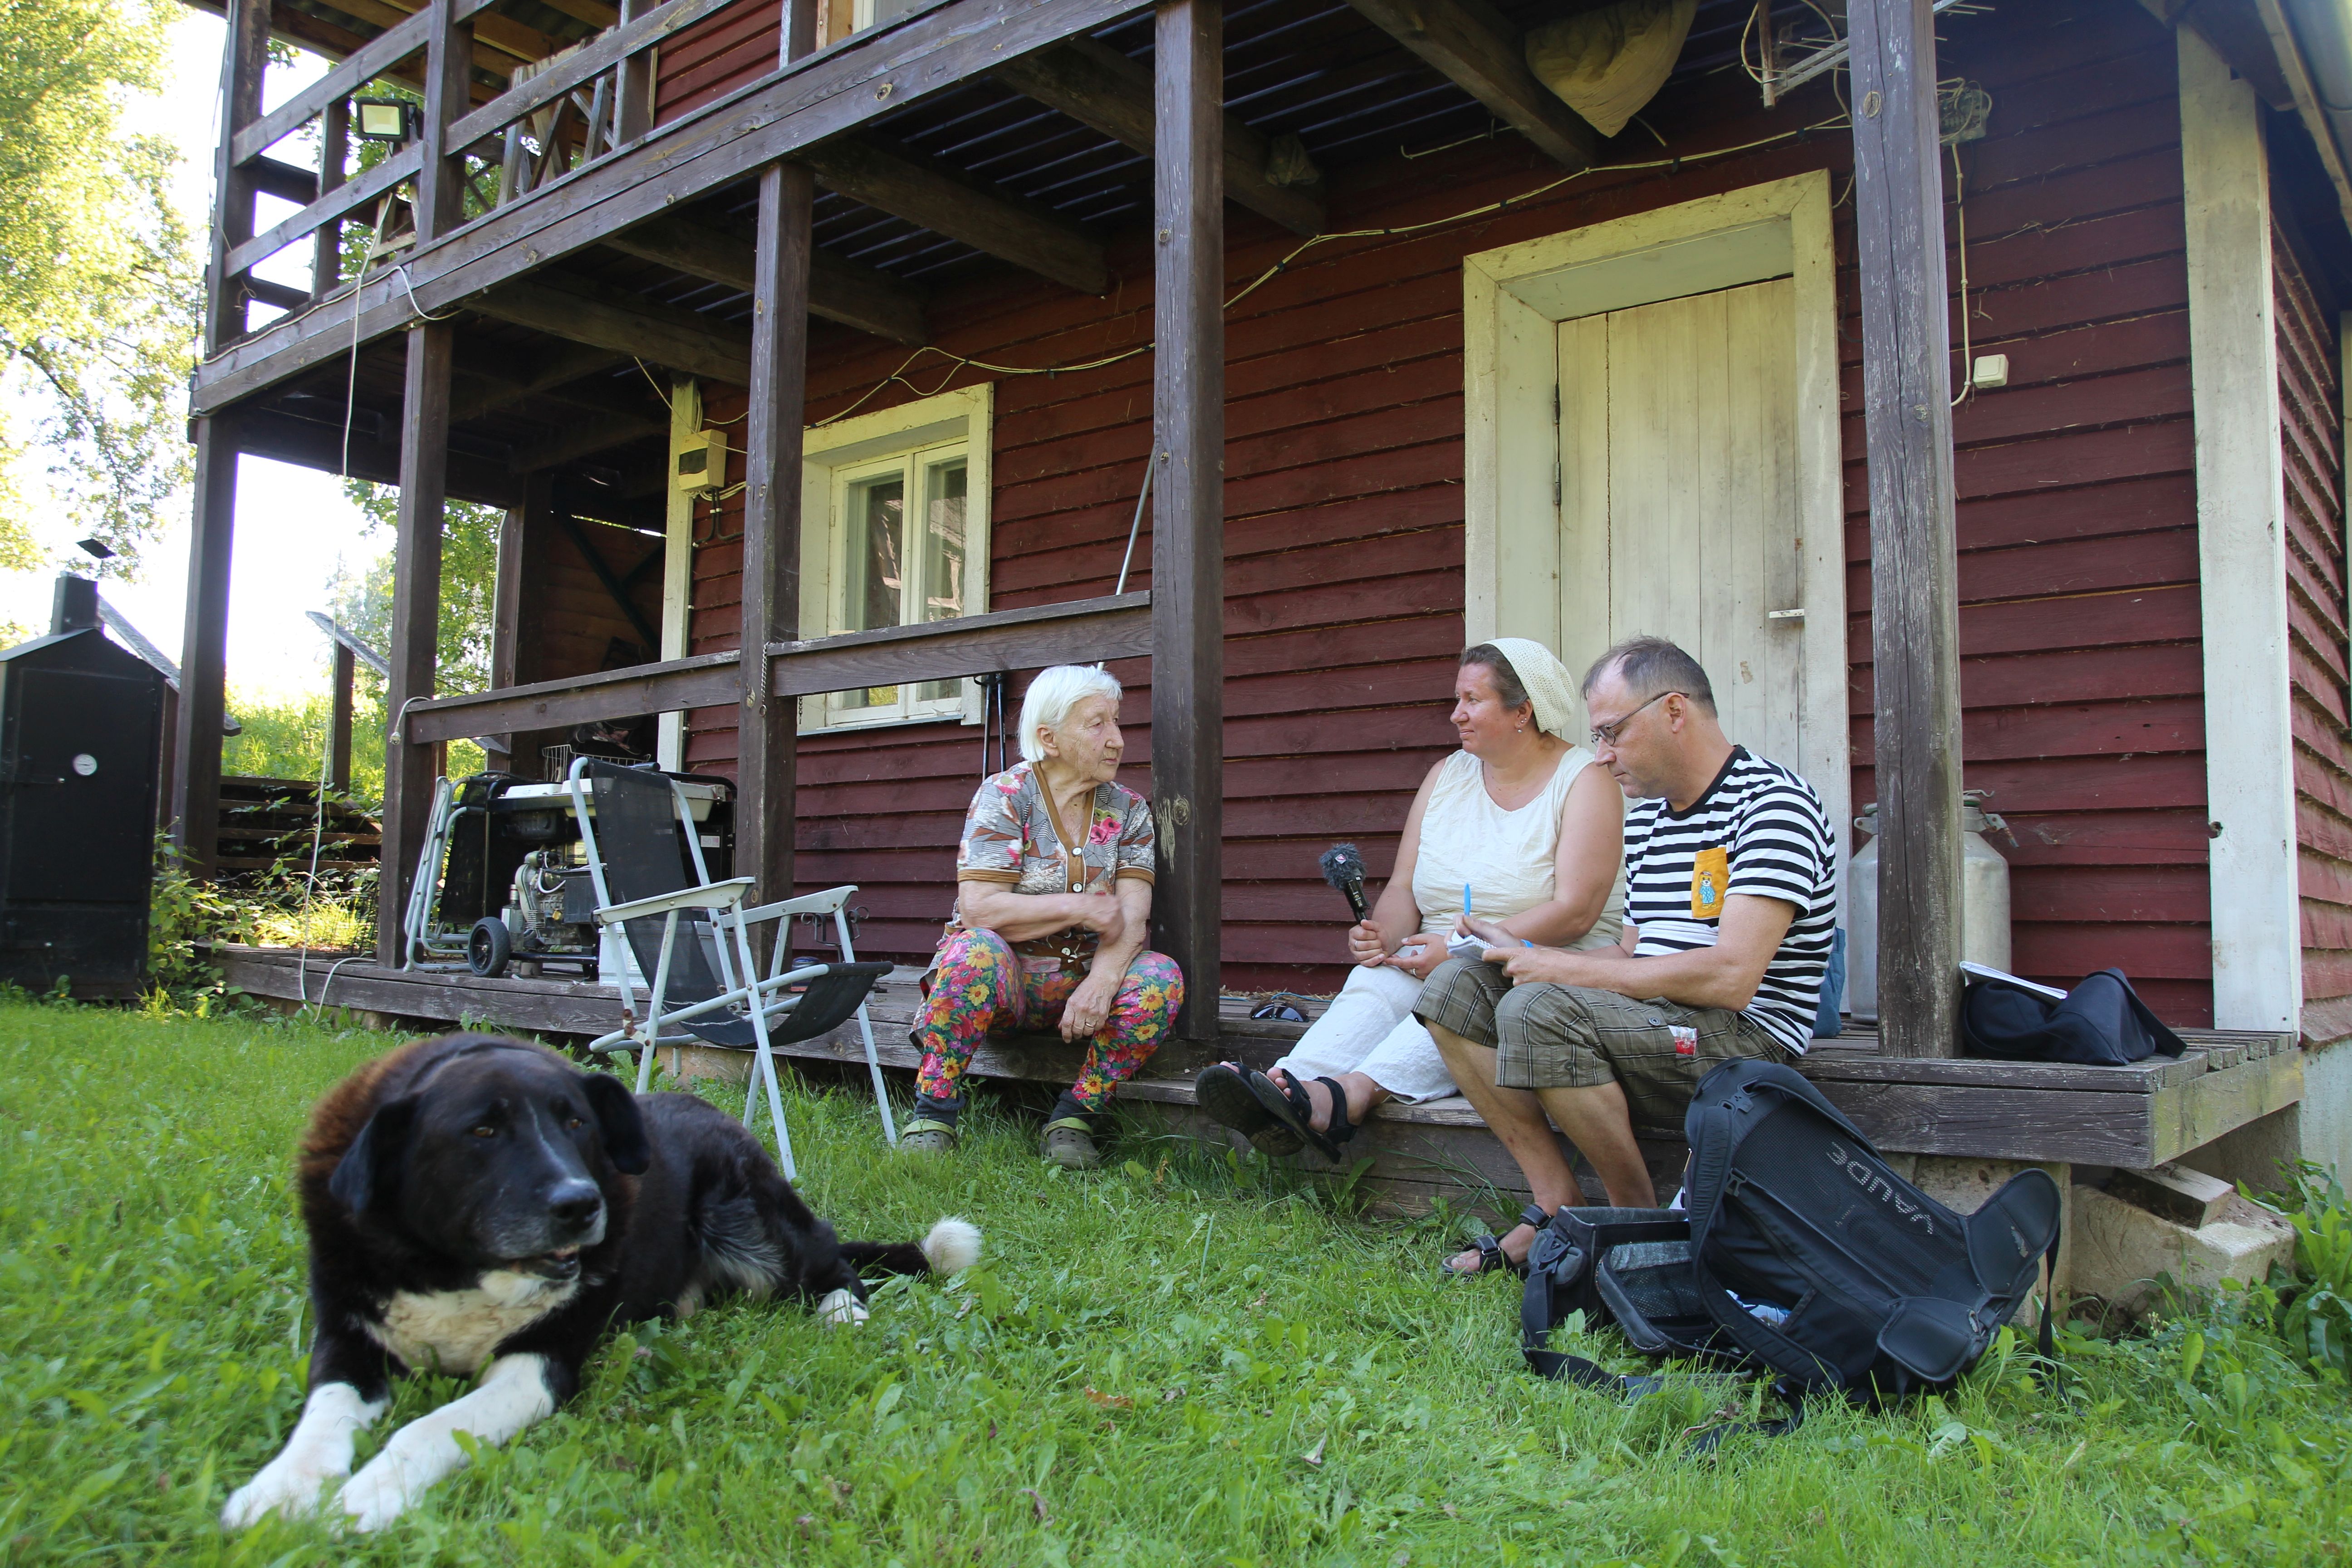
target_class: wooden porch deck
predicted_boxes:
[217,945,2303,1216]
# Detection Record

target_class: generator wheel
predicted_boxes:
[467,917,513,977]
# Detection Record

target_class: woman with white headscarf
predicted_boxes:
[1196,640,1625,1184]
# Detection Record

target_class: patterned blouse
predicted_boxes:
[952,762,1156,951]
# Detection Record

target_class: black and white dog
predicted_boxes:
[223,1033,979,1532]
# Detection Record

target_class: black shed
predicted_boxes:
[0,578,167,997]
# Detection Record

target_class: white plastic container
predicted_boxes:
[1846,791,2012,1022]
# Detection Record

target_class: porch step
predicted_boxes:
[213,946,2303,1208]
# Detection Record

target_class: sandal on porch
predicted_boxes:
[898,1117,960,1155]
[1195,1063,1303,1156]
[1247,1070,1359,1162]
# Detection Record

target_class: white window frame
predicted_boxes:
[798,382,993,734]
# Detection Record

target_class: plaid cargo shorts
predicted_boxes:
[1414,958,1788,1135]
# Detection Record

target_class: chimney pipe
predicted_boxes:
[50,574,99,636]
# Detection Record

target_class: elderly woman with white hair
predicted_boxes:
[1195,640,1625,1222]
[901,664,1184,1168]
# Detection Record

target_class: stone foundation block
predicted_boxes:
[2070,1185,2296,1314]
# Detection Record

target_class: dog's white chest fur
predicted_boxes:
[368,1272,575,1377]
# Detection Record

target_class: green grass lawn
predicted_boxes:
[2,1000,2349,1566]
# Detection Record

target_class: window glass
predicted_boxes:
[842,473,905,710]
[918,459,967,701]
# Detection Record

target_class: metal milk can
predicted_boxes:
[1845,790,2012,1023]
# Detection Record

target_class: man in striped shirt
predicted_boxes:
[1417,635,1838,1277]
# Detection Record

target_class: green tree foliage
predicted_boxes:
[331,481,502,701]
[0,0,198,574]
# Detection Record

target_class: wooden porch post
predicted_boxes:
[738,0,820,907]
[376,323,456,965]
[1152,0,1225,1041]
[490,476,553,775]
[328,644,355,796]
[1849,0,1962,1058]
[202,0,267,351]
[172,418,238,875]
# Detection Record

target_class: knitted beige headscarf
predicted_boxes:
[1482,637,1579,739]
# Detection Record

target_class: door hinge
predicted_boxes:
[1553,460,1562,509]
[1553,384,1561,424]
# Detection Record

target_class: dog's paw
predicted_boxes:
[335,1458,421,1534]
[221,1459,341,1530]
[817,1287,870,1327]
[921,1216,982,1275]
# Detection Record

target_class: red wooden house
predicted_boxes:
[178,0,2340,1204]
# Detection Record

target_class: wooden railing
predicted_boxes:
[401,592,1153,746]
[206,0,729,351]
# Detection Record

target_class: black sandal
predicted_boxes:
[1439,1205,1546,1281]
[1195,1063,1303,1156]
[1246,1070,1359,1162]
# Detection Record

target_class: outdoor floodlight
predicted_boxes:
[353,99,416,143]
[74,538,113,561]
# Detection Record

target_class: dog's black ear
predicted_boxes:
[328,1095,418,1216]
[581,1072,651,1175]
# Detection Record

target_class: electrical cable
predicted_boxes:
[808,111,1854,429]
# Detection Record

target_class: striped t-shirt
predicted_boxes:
[1622,747,1838,1055]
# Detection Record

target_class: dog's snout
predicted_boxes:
[547,1181,602,1232]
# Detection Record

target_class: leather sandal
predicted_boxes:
[1440,1232,1529,1281]
[1247,1070,1359,1162]
[1196,1063,1303,1156]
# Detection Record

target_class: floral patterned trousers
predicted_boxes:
[912,928,1184,1111]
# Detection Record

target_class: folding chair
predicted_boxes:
[570,759,892,1177]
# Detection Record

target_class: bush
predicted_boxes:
[147,834,378,1000]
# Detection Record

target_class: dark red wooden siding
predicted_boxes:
[1849,4,2212,1022]
[661,0,2217,1017]
[652,0,776,126]
[2275,214,2352,1046]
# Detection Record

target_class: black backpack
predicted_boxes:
[1520,1058,2061,1433]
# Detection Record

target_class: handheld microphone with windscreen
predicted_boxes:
[1318,842,1369,923]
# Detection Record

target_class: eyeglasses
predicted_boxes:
[1589,690,1681,748]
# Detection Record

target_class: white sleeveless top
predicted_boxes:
[1409,748,1626,949]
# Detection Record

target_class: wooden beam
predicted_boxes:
[469,271,752,384]
[799,138,1109,295]
[766,592,1152,696]
[225,144,417,277]
[188,0,1142,414]
[205,0,270,351]
[450,340,626,420]
[1343,0,1597,171]
[2182,27,2300,1033]
[1849,0,1962,1058]
[405,651,741,744]
[377,322,456,966]
[171,416,239,875]
[329,643,356,794]
[445,0,736,152]
[230,4,431,167]
[490,475,555,772]
[739,157,817,910]
[995,37,1324,235]
[233,405,524,506]
[1152,0,1225,1042]
[551,510,662,650]
[600,216,931,345]
[506,409,669,471]
[248,154,319,206]
[416,1,475,243]
[310,98,349,304]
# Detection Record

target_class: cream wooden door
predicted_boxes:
[1557,278,1805,769]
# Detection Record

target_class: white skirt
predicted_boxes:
[1269,964,1456,1104]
